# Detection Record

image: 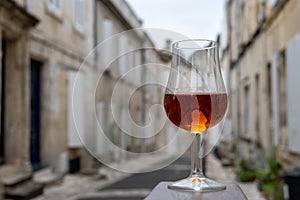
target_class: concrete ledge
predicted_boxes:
[145,182,247,200]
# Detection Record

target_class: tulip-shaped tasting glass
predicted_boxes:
[164,39,228,191]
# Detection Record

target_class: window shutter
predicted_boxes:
[68,71,84,148]
[271,53,280,146]
[74,0,84,29]
[286,34,300,153]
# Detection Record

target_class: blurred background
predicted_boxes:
[0,0,300,199]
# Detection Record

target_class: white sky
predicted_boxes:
[126,0,226,48]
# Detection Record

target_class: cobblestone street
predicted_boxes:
[33,153,265,200]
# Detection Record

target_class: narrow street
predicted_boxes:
[34,154,265,200]
[78,156,190,200]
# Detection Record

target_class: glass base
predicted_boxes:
[168,176,226,192]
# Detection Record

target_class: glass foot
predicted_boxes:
[168,176,226,192]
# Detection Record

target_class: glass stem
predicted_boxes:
[191,133,204,178]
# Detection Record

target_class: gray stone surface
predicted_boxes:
[5,181,43,199]
[33,154,265,200]
[2,173,32,187]
[145,182,247,200]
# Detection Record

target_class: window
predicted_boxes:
[255,74,260,140]
[266,62,275,147]
[267,63,272,116]
[278,50,286,127]
[119,35,128,75]
[243,85,250,135]
[231,90,237,133]
[134,51,141,85]
[74,0,84,30]
[47,0,61,15]
[127,49,133,80]
[103,18,113,67]
[257,0,266,23]
[267,0,277,8]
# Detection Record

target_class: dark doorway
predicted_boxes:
[0,39,6,165]
[30,59,42,171]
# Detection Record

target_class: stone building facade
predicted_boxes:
[0,0,39,173]
[91,0,170,164]
[0,0,95,185]
[222,0,300,170]
[0,0,170,197]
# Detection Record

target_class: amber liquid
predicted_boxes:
[164,93,227,133]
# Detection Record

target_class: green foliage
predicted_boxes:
[255,157,283,200]
[262,182,276,194]
[237,169,256,182]
[255,168,269,179]
[255,157,282,181]
[236,160,256,182]
[236,157,284,199]
[268,157,282,176]
[220,139,229,145]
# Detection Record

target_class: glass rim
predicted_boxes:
[172,39,217,50]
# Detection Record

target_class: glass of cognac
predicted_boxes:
[164,39,228,192]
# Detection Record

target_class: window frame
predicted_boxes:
[47,0,62,17]
[74,0,85,32]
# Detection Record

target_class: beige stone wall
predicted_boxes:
[265,0,300,170]
[92,0,170,162]
[4,32,31,171]
[27,0,94,56]
[226,0,300,169]
[1,0,169,175]
[0,0,38,173]
[0,0,94,172]
[26,0,95,171]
